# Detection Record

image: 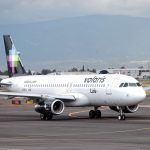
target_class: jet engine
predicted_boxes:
[123,105,139,113]
[50,99,65,115]
[109,104,139,113]
[35,99,65,115]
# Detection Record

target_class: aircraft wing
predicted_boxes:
[0,83,12,86]
[0,91,76,101]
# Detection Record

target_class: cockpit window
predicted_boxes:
[136,83,142,87]
[120,82,142,88]
[123,83,128,87]
[129,83,137,87]
[119,83,124,87]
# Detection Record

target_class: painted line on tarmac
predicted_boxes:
[51,127,150,136]
[69,110,89,118]
[0,148,23,150]
[106,127,150,134]
[69,107,108,118]
[0,128,149,142]
[140,105,150,108]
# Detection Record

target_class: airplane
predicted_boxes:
[0,35,146,121]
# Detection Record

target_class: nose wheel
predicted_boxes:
[118,107,126,120]
[118,114,125,120]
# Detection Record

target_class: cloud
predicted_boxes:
[1,0,150,24]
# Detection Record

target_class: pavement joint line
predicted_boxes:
[0,127,149,139]
[0,127,149,141]
[0,148,23,150]
[139,105,150,108]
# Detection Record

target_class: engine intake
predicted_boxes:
[51,100,65,115]
[123,105,139,113]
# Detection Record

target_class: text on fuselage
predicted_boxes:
[24,80,37,84]
[84,76,106,83]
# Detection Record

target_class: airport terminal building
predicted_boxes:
[100,68,150,80]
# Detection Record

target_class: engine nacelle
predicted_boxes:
[109,104,139,113]
[35,99,65,115]
[50,100,65,115]
[123,105,139,113]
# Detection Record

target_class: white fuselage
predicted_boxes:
[1,74,146,107]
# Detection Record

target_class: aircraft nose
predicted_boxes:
[127,88,146,105]
[135,88,146,102]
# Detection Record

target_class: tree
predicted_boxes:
[120,66,125,69]
[86,67,96,73]
[80,65,85,72]
[52,69,56,73]
[41,69,51,75]
[68,67,78,72]
[41,69,56,75]
[91,68,96,73]
[27,69,32,75]
[2,70,8,75]
[138,66,144,69]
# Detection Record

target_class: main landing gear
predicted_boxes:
[89,106,126,120]
[40,111,53,120]
[89,107,101,119]
[118,107,126,120]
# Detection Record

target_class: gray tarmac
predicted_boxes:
[0,98,150,150]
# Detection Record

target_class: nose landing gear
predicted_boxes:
[118,107,126,120]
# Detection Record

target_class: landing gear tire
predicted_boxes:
[89,109,102,119]
[40,113,46,120]
[95,110,101,118]
[117,107,126,120]
[40,112,53,120]
[89,110,95,119]
[118,115,121,120]
[118,114,126,120]
[46,114,53,120]
[122,114,126,120]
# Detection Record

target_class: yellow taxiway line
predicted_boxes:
[69,107,108,118]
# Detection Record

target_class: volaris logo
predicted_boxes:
[7,44,19,74]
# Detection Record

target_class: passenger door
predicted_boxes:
[67,82,73,93]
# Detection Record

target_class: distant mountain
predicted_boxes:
[0,15,150,71]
